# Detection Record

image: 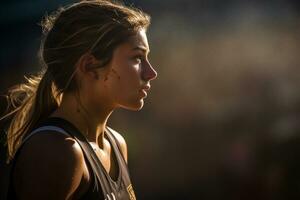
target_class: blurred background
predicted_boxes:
[1,0,300,199]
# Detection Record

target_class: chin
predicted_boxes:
[121,99,145,111]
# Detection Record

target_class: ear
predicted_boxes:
[75,52,101,80]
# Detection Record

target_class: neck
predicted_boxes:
[50,92,114,149]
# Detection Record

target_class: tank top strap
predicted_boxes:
[105,128,137,200]
[31,117,113,199]
[21,126,71,145]
[105,127,132,186]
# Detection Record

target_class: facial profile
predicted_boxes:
[87,28,158,112]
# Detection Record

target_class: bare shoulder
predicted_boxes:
[107,126,128,163]
[14,131,85,200]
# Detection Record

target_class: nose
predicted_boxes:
[142,61,158,81]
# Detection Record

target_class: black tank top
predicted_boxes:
[7,117,137,200]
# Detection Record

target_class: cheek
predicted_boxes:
[108,65,141,100]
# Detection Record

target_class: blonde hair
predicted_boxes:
[1,0,150,163]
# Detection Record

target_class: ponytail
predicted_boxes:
[1,69,59,163]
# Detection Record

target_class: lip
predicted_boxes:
[139,84,150,98]
[139,89,148,98]
[141,85,151,91]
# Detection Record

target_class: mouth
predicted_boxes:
[139,84,150,98]
[139,89,148,98]
[141,84,151,90]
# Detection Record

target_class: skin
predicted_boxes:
[13,28,157,199]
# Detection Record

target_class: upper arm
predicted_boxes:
[107,127,128,163]
[13,132,85,200]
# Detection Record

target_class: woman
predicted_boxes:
[1,0,157,199]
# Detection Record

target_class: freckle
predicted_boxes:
[111,68,121,80]
[104,75,108,81]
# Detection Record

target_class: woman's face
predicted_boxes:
[99,29,157,111]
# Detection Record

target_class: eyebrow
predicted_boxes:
[132,46,150,54]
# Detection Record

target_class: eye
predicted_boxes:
[132,55,143,63]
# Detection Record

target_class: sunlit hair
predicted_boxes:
[1,0,150,163]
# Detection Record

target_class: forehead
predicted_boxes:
[129,29,148,46]
[125,29,149,51]
[112,29,149,57]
